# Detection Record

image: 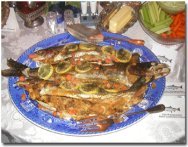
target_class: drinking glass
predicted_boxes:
[46,11,57,34]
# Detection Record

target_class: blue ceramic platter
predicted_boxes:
[8,32,165,136]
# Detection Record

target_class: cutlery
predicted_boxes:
[104,36,145,46]
[67,24,145,46]
[81,104,165,132]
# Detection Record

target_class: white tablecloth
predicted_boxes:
[1,13,186,143]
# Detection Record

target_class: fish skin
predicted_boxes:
[29,43,116,65]
[29,45,67,63]
[39,86,135,100]
[53,50,104,64]
[17,77,133,100]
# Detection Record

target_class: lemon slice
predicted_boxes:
[79,43,96,50]
[103,88,119,93]
[60,81,78,90]
[64,43,78,52]
[55,62,72,74]
[101,46,116,56]
[102,81,120,93]
[115,49,132,63]
[79,83,99,94]
[75,62,92,73]
[38,64,53,80]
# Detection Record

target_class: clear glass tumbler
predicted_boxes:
[46,11,57,34]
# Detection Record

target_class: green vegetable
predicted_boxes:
[150,24,169,33]
[154,17,173,27]
[142,5,150,23]
[139,9,144,20]
[155,27,171,34]
[159,11,166,21]
[140,16,153,29]
[147,3,156,25]
[152,2,160,22]
[139,2,174,35]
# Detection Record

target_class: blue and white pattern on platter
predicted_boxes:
[8,32,166,136]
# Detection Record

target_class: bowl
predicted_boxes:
[97,2,138,34]
[157,2,185,15]
[138,2,185,45]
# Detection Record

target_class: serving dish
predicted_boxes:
[157,1,185,15]
[8,32,166,136]
[97,2,138,34]
[138,2,185,45]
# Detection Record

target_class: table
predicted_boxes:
[1,13,186,143]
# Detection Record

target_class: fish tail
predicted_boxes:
[1,68,23,77]
[2,59,28,77]
[7,58,28,70]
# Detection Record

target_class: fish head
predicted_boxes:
[127,62,170,80]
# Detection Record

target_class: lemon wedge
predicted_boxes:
[38,64,53,80]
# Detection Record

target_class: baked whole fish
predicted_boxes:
[28,43,140,65]
[2,43,170,122]
[29,43,106,64]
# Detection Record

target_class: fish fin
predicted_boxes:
[170,59,172,63]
